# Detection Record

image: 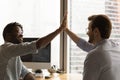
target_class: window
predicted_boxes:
[68,0,120,73]
[0,0,60,67]
[1,0,120,74]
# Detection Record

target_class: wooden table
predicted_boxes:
[35,73,82,80]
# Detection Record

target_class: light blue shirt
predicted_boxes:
[77,38,120,80]
[0,41,37,80]
[77,38,94,52]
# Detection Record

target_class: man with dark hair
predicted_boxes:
[0,14,67,80]
[65,14,120,80]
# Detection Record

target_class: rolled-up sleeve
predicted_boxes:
[2,41,38,59]
[77,38,94,52]
[20,64,30,78]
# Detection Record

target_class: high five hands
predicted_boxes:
[59,12,68,31]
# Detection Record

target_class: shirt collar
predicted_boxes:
[94,39,108,47]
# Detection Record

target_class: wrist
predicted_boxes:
[65,28,69,33]
[57,27,62,33]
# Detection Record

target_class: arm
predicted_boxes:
[23,73,35,80]
[36,27,63,49]
[64,13,94,52]
[65,28,94,52]
[19,57,35,80]
[64,15,80,43]
[65,28,80,44]
[3,13,67,58]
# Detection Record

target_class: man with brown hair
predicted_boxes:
[65,14,120,80]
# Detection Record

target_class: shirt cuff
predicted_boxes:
[21,65,30,78]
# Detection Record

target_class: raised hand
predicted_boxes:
[59,12,68,31]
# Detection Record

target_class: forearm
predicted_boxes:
[36,28,62,49]
[23,72,35,80]
[65,28,80,43]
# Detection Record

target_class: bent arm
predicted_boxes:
[20,58,35,80]
[65,28,94,52]
[23,73,35,80]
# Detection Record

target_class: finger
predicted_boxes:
[63,12,68,21]
[61,11,68,23]
[64,11,68,17]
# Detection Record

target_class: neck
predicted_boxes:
[94,36,103,45]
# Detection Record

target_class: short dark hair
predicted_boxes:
[3,22,23,40]
[88,14,112,39]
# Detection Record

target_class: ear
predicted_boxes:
[93,28,100,36]
[94,28,99,33]
[5,33,12,41]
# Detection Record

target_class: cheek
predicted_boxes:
[88,31,94,37]
[11,34,17,38]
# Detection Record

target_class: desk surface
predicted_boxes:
[35,73,82,80]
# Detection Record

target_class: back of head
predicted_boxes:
[3,22,23,41]
[88,14,112,39]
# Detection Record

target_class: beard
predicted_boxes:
[88,38,93,43]
[88,39,93,43]
[12,37,23,44]
[88,36,94,44]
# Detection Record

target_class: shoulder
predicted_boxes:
[1,41,36,47]
[0,42,14,49]
[86,45,109,63]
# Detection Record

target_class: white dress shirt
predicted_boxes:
[0,41,37,80]
[77,39,120,80]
